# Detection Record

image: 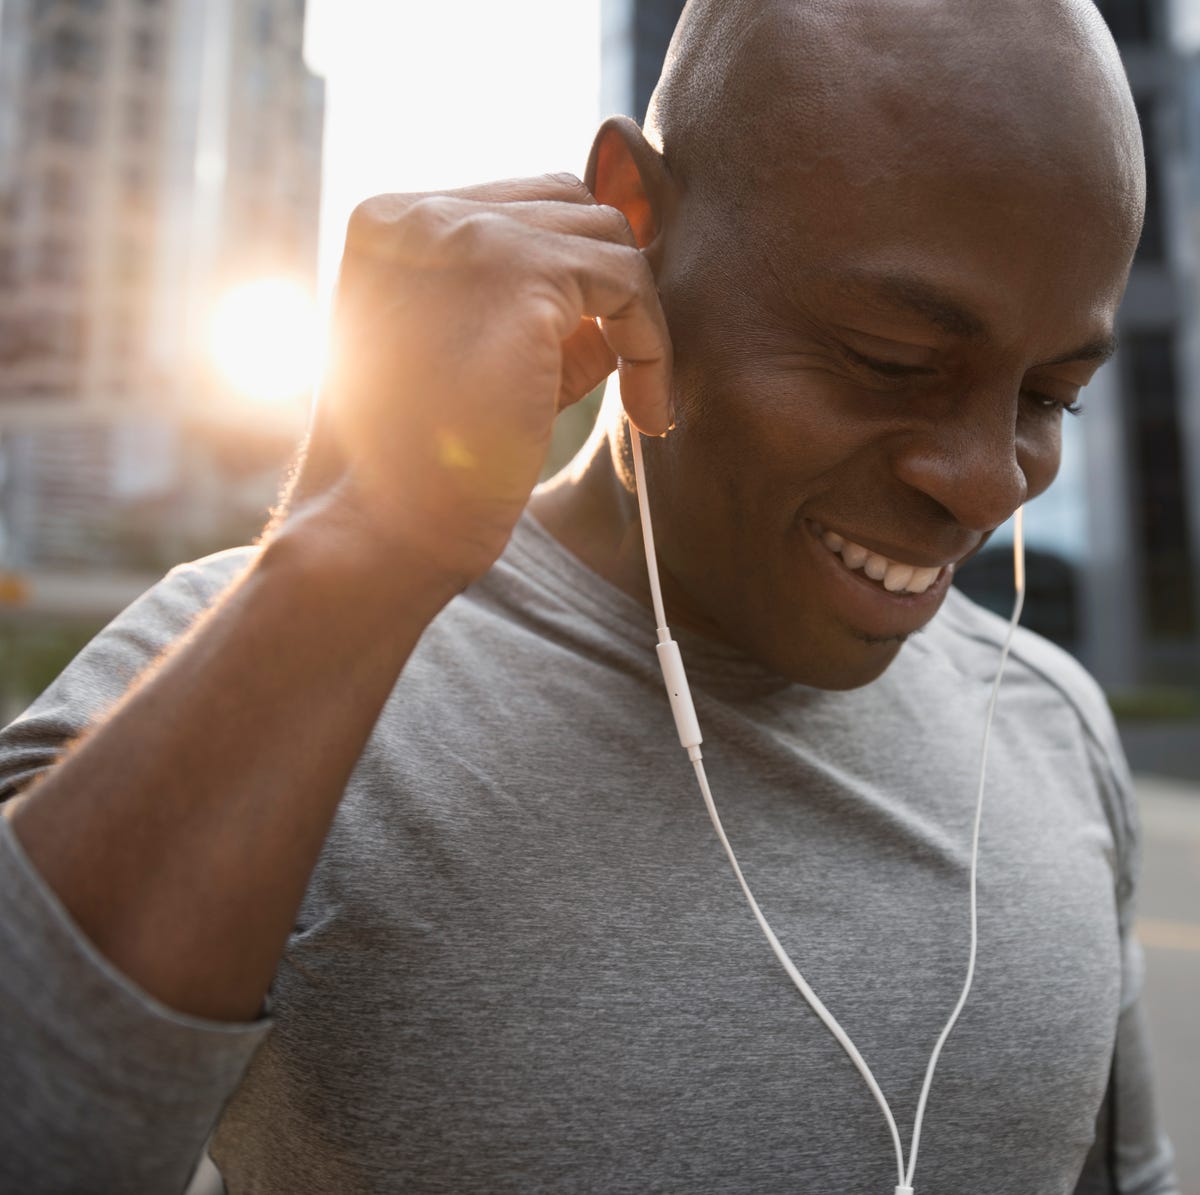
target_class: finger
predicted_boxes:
[350,196,637,272]
[437,172,598,207]
[458,199,637,248]
[558,318,618,410]
[349,174,598,238]
[549,237,672,436]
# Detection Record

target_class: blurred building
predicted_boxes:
[602,0,1200,690]
[1077,0,1199,687]
[0,0,323,570]
[601,0,683,124]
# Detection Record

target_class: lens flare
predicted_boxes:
[210,278,321,403]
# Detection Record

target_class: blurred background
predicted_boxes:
[0,0,1195,1189]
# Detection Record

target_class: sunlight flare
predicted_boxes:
[210,278,322,404]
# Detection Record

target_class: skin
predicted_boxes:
[5,0,1142,1031]
[533,0,1144,688]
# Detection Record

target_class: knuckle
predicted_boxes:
[345,195,387,246]
[347,193,401,233]
[617,244,652,291]
[525,280,579,339]
[545,171,590,199]
[597,204,635,242]
[444,209,505,254]
[346,192,425,250]
[402,195,453,238]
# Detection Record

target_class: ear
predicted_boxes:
[586,116,671,250]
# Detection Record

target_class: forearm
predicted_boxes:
[4,170,668,1028]
[8,508,465,1023]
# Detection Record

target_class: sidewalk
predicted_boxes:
[1122,721,1200,784]
[1133,774,1200,1193]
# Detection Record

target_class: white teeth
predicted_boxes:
[816,525,945,595]
[907,566,940,594]
[863,554,888,581]
[841,542,869,569]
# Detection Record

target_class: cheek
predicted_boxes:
[660,361,857,533]
[655,266,871,508]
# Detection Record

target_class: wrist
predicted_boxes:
[262,495,473,631]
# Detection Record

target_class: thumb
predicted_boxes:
[557,318,618,410]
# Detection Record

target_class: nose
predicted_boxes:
[890,399,1033,532]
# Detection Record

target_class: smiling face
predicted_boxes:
[615,0,1143,689]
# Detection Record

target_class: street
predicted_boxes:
[1137,775,1200,1193]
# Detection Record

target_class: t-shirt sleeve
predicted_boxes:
[0,550,252,800]
[0,549,271,1194]
[1072,705,1179,1195]
[0,818,272,1194]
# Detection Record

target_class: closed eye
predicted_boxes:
[841,343,1087,415]
[840,345,938,379]
[1025,390,1085,416]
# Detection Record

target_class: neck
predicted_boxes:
[528,399,730,648]
[528,404,647,600]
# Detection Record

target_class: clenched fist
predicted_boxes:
[291,172,672,586]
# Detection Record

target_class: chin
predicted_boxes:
[738,622,910,691]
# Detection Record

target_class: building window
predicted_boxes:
[1124,331,1197,639]
[43,169,79,214]
[47,97,94,145]
[132,28,159,71]
[126,97,151,139]
[50,28,100,74]
[10,312,77,362]
[55,313,83,362]
[39,238,81,285]
[116,238,147,284]
[123,161,151,208]
[109,306,139,360]
[0,317,24,364]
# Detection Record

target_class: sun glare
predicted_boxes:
[210,278,322,404]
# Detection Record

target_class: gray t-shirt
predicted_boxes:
[0,513,1179,1194]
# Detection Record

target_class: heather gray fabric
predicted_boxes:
[0,512,1179,1194]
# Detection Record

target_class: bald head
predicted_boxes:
[572,0,1149,686]
[646,0,1143,243]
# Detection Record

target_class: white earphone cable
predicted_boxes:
[628,425,1026,1195]
[904,507,1025,1186]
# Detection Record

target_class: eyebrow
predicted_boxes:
[842,269,1119,366]
[865,272,989,339]
[1038,335,1119,367]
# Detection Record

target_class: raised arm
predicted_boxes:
[5,170,671,1024]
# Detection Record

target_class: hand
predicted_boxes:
[292,173,673,585]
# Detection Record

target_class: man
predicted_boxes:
[0,0,1179,1191]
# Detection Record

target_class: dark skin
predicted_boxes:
[534,0,1143,689]
[6,0,1142,1028]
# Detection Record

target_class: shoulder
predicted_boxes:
[930,587,1138,902]
[157,545,260,608]
[0,546,258,800]
[934,587,1116,742]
